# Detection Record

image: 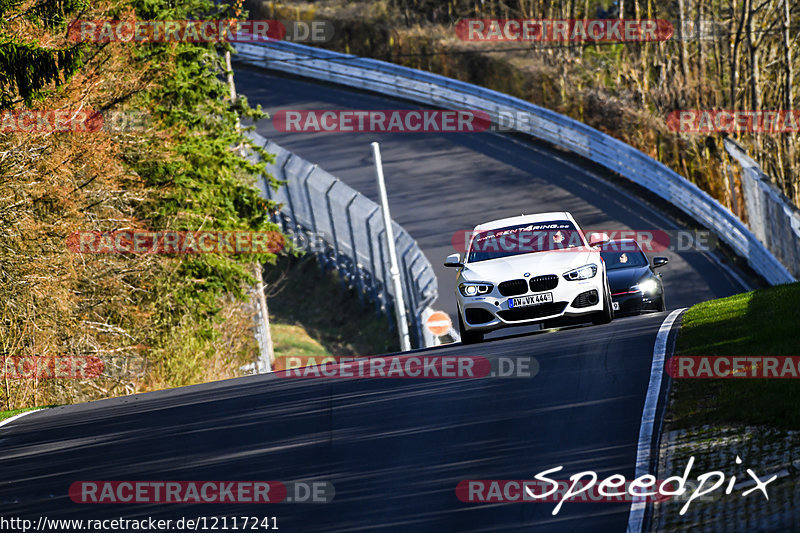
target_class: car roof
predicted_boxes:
[473,211,574,232]
[606,239,639,244]
[601,239,644,252]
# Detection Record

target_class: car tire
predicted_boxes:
[458,312,484,344]
[592,280,614,325]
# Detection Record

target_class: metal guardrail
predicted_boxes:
[248,132,438,348]
[725,139,800,279]
[234,39,795,286]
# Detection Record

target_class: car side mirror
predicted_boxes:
[588,232,610,247]
[653,256,669,268]
[444,253,463,268]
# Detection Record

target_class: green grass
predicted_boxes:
[670,282,800,430]
[267,256,399,369]
[0,406,53,422]
[271,324,339,369]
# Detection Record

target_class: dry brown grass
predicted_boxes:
[0,1,256,409]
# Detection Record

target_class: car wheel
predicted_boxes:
[458,312,484,344]
[592,281,614,325]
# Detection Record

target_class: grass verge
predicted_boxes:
[267,256,399,369]
[0,406,54,422]
[670,282,800,430]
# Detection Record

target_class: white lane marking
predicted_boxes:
[627,308,685,533]
[0,409,43,430]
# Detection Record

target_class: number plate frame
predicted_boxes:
[508,292,553,308]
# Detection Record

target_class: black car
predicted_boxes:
[600,239,668,314]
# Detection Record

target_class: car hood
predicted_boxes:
[607,265,652,292]
[461,248,596,282]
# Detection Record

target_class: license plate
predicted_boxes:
[508,292,553,308]
[612,301,620,311]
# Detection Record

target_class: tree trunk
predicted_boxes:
[745,0,760,112]
[729,0,746,109]
[696,0,705,107]
[677,0,690,83]
[782,0,793,112]
[638,0,649,104]
[782,0,794,198]
[711,4,723,107]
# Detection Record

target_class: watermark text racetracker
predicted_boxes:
[1,109,150,133]
[667,110,800,134]
[455,19,674,42]
[67,231,284,255]
[273,110,492,133]
[2,355,103,379]
[68,19,334,43]
[667,356,800,378]
[69,480,334,504]
[2,351,148,380]
[278,354,538,379]
[451,228,718,254]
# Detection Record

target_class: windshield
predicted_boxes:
[467,221,585,262]
[601,246,649,270]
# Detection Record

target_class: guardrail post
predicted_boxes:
[324,180,344,290]
[345,192,364,305]
[300,164,323,268]
[365,207,381,311]
[399,246,420,348]
[280,156,300,237]
[411,261,427,346]
[377,229,393,330]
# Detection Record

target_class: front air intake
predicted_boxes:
[529,274,558,292]
[572,290,599,308]
[498,279,528,296]
[465,308,494,324]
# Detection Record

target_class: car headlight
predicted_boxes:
[632,278,658,294]
[459,283,493,296]
[562,264,598,281]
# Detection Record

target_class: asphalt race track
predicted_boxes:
[0,64,752,532]
[4,313,675,532]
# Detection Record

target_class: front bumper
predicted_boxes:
[457,277,605,332]
[611,289,661,315]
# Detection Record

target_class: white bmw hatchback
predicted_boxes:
[445,212,613,343]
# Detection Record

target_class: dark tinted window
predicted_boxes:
[467,221,584,262]
[601,242,649,270]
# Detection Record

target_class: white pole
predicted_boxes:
[371,142,411,352]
